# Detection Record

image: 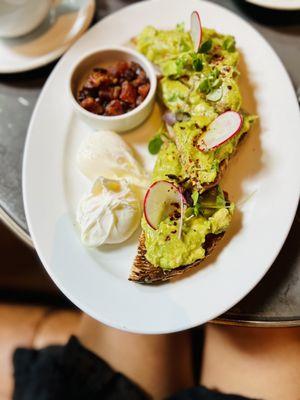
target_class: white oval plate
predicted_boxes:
[246,0,300,10]
[23,0,300,334]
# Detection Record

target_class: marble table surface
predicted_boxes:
[0,0,299,325]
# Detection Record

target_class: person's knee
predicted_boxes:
[205,324,300,355]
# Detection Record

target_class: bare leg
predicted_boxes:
[78,315,194,399]
[201,323,300,399]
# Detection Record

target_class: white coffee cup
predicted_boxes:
[0,0,52,38]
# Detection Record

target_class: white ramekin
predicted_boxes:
[68,46,157,132]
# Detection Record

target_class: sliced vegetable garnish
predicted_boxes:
[165,123,175,139]
[143,180,186,230]
[177,194,184,239]
[163,110,177,126]
[198,111,243,152]
[206,87,223,102]
[190,11,202,53]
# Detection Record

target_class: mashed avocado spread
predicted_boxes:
[137,23,257,189]
[142,141,234,270]
[174,113,255,188]
[136,22,255,269]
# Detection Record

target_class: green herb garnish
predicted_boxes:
[199,39,212,53]
[185,207,194,218]
[191,191,199,206]
[199,69,222,95]
[216,187,227,208]
[223,36,236,52]
[148,135,163,155]
[165,174,178,181]
[198,78,211,94]
[194,203,201,216]
[212,78,222,88]
[192,57,203,72]
[200,203,231,209]
[211,68,219,79]
[176,22,185,32]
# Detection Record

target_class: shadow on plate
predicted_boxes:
[169,207,244,285]
[222,50,264,203]
[227,203,300,319]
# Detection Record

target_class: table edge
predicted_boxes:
[214,316,300,327]
[0,206,33,248]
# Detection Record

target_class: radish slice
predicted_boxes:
[177,196,184,240]
[206,87,223,102]
[165,123,175,139]
[198,111,243,152]
[144,180,186,230]
[190,11,202,52]
[163,111,176,126]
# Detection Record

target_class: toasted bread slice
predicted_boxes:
[129,232,224,284]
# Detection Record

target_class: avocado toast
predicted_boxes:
[136,20,256,192]
[129,140,234,283]
[130,14,255,283]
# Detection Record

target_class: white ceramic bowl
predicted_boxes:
[69,46,157,132]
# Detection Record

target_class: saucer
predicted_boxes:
[0,0,95,74]
[246,0,300,10]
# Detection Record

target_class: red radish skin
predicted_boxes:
[190,11,202,52]
[198,111,243,152]
[143,180,186,230]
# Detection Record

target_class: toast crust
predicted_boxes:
[201,158,228,191]
[129,232,224,283]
